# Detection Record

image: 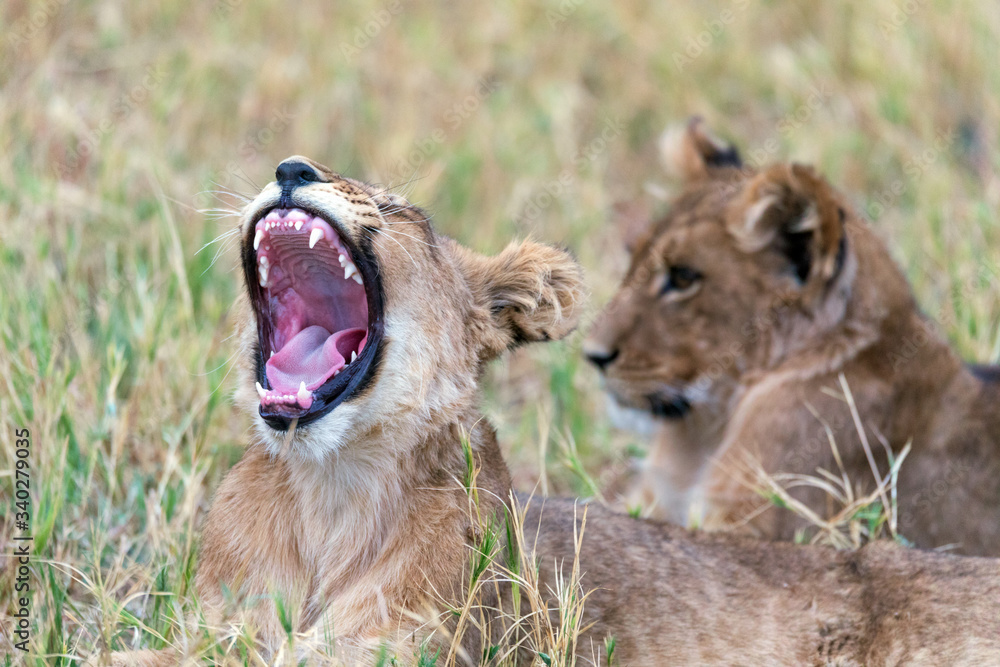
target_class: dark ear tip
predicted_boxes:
[705,145,742,168]
[688,117,742,168]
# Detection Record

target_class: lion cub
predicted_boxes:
[585,118,1000,555]
[111,158,1000,666]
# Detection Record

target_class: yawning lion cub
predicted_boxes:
[111,157,1000,665]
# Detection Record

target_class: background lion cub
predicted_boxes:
[585,119,1000,555]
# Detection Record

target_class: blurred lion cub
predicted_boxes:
[585,118,1000,555]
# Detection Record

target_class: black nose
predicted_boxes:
[275,161,320,189]
[585,347,619,371]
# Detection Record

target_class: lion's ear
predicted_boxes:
[659,116,742,182]
[729,164,848,297]
[454,241,585,358]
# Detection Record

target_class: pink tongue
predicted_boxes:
[265,325,361,393]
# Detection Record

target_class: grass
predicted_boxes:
[740,375,915,551]
[1,0,999,663]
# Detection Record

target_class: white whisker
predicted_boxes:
[198,208,243,219]
[196,227,241,255]
[367,226,417,268]
[385,218,431,226]
[198,189,252,204]
[201,233,242,274]
[373,225,438,248]
[207,181,256,204]
[232,171,262,192]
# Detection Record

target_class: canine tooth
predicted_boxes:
[351,351,357,364]
[297,382,310,404]
[270,350,274,358]
[295,220,303,231]
[256,381,266,399]
[309,227,323,249]
[254,229,263,250]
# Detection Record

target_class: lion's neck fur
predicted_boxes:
[273,406,511,638]
[196,402,512,655]
[283,404,496,545]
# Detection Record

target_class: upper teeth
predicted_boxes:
[256,219,363,288]
[297,381,310,405]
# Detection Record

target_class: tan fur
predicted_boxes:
[108,158,1000,666]
[585,121,1000,555]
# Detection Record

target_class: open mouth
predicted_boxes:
[647,394,691,419]
[244,207,383,430]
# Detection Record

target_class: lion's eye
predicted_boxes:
[660,266,702,295]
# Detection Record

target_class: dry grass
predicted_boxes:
[741,375,913,551]
[1,0,999,663]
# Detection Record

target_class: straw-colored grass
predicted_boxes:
[1,0,998,663]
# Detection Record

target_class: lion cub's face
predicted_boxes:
[235,157,582,458]
[585,120,853,421]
